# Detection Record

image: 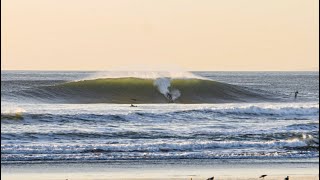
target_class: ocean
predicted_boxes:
[1,71,319,176]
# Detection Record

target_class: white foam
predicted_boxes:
[154,77,171,95]
[1,139,309,155]
[153,77,181,100]
[211,105,319,116]
[1,107,26,115]
[170,89,181,101]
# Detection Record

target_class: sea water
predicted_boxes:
[1,71,319,164]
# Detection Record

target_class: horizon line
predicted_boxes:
[1,69,319,72]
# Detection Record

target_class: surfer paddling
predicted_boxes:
[130,98,138,107]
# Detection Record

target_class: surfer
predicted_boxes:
[294,91,299,99]
[166,92,173,102]
[130,98,138,107]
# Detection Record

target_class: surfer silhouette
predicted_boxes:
[130,98,137,107]
[166,92,173,102]
[294,91,299,99]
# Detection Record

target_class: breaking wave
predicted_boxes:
[1,138,318,162]
[2,104,318,122]
[15,78,274,103]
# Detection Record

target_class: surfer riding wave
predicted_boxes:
[12,77,276,104]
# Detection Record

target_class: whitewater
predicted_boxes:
[1,71,319,163]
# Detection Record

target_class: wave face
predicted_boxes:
[17,78,271,103]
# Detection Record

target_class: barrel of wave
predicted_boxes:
[28,76,268,103]
[48,77,182,103]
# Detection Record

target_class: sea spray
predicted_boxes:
[154,77,181,101]
[2,107,26,114]
[154,78,171,95]
[82,71,206,81]
[170,89,181,101]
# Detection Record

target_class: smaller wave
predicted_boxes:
[1,104,318,123]
[285,123,319,131]
[1,113,128,124]
[2,138,316,154]
[171,105,319,118]
[1,108,26,120]
[1,138,318,162]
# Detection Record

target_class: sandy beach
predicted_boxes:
[2,159,319,180]
[1,175,319,180]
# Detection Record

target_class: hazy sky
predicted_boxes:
[1,0,319,71]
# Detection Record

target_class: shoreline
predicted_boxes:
[2,158,319,180]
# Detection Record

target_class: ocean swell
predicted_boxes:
[14,78,272,104]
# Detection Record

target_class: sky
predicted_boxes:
[1,0,319,71]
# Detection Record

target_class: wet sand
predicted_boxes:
[1,175,319,180]
[1,159,319,180]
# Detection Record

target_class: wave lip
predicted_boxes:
[16,78,274,104]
